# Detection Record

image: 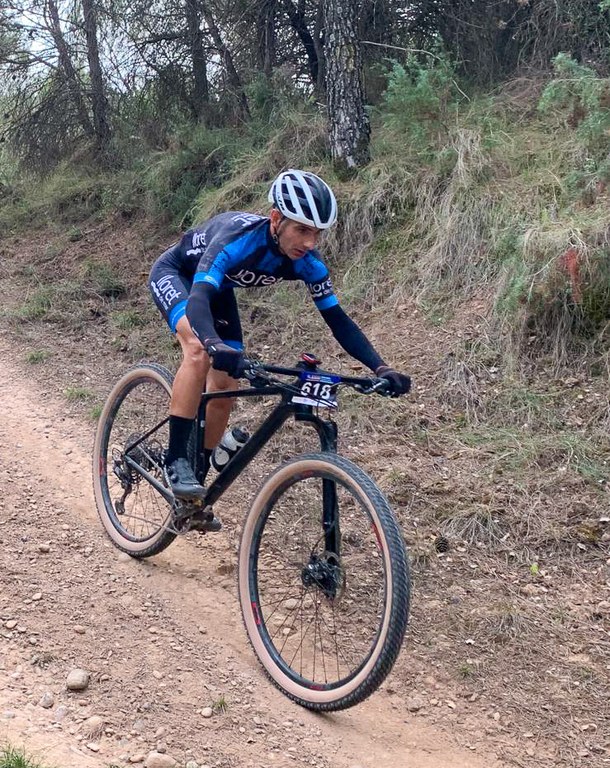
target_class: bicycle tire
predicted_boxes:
[238,452,410,711]
[92,363,177,558]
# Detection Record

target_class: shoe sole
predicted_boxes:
[171,487,206,501]
[191,520,222,533]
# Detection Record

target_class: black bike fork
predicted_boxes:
[296,412,341,557]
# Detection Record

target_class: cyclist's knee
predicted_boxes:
[206,370,237,405]
[180,338,207,370]
[175,318,207,366]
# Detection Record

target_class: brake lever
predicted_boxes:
[353,378,390,396]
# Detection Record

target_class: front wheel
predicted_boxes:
[92,363,177,558]
[238,452,410,711]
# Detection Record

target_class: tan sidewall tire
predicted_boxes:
[238,455,398,707]
[92,364,175,555]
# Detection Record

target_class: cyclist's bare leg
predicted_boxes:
[204,367,237,449]
[167,318,236,527]
[171,317,209,419]
[172,316,238,448]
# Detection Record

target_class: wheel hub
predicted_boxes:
[301,552,344,600]
[111,434,164,489]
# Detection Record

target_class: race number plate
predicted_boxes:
[291,371,341,408]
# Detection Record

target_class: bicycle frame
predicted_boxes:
[96,360,409,707]
[194,382,340,552]
[197,386,336,496]
[122,360,382,554]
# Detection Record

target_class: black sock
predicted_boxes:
[167,415,195,465]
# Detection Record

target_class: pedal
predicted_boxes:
[170,503,221,535]
[172,497,204,521]
[190,510,222,534]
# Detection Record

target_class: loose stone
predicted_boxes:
[144,752,177,768]
[38,692,55,709]
[66,669,90,691]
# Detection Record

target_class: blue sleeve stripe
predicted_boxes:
[220,339,245,351]
[169,300,187,332]
[194,231,259,288]
[315,295,339,310]
[193,273,221,289]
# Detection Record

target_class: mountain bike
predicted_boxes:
[92,353,410,711]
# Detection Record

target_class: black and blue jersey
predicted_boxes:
[148,212,385,371]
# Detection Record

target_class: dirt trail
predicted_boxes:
[0,332,504,768]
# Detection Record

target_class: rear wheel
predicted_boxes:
[92,363,177,557]
[238,452,410,711]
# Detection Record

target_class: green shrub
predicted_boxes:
[497,235,610,364]
[191,109,328,224]
[0,744,45,768]
[0,165,127,230]
[25,349,51,364]
[539,53,610,157]
[17,282,84,321]
[89,403,103,420]
[379,54,460,151]
[246,71,307,125]
[82,260,126,298]
[111,309,145,329]
[18,287,54,321]
[64,386,95,401]
[142,124,244,225]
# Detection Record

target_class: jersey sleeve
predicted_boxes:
[186,214,263,290]
[190,235,249,290]
[296,253,340,311]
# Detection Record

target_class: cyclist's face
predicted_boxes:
[271,210,322,259]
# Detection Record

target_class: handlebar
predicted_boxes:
[240,358,393,397]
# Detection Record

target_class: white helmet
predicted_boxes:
[268,169,338,229]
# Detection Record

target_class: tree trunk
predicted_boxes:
[44,0,94,138]
[323,0,370,170]
[313,1,326,96]
[185,0,210,122]
[201,2,250,121]
[282,0,319,88]
[257,0,277,77]
[81,0,111,151]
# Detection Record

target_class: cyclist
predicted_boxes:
[149,169,411,502]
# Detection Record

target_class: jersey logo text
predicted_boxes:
[229,268,283,287]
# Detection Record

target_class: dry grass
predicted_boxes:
[439,506,505,546]
[438,351,486,423]
[495,213,610,370]
[191,111,328,225]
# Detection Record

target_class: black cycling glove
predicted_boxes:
[375,365,412,397]
[204,338,246,379]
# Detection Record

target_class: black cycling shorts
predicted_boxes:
[149,260,243,350]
